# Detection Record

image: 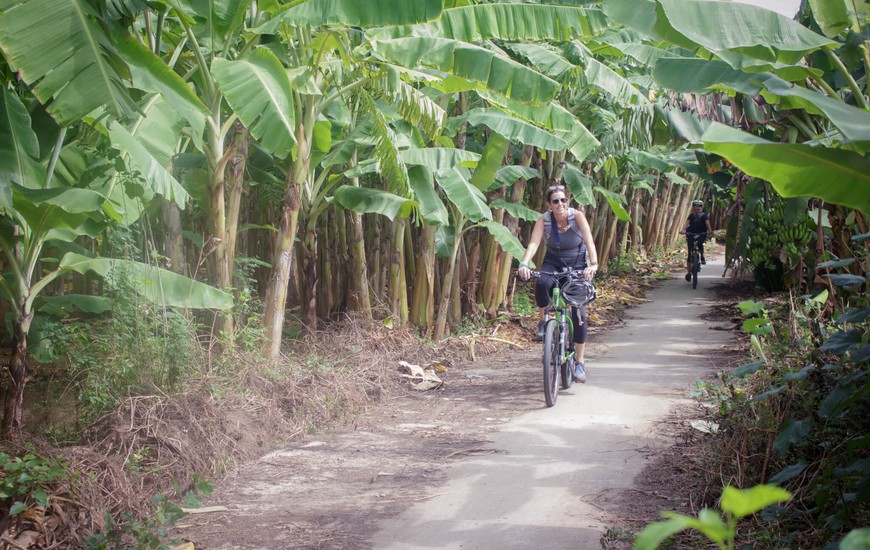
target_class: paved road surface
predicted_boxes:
[369,258,732,549]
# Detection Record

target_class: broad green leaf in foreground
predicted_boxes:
[212,49,296,158]
[658,0,835,65]
[595,186,631,222]
[586,58,649,107]
[720,485,791,519]
[563,164,595,206]
[58,254,233,310]
[115,35,208,137]
[0,0,137,125]
[654,62,870,150]
[702,123,870,215]
[0,88,44,204]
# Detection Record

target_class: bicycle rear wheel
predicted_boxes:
[542,320,560,407]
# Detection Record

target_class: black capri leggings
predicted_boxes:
[534,260,588,344]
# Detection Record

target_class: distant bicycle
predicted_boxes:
[685,231,707,289]
[527,268,596,407]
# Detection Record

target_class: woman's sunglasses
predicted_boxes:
[547,185,565,191]
[550,197,569,204]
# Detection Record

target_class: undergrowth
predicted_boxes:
[667,242,869,549]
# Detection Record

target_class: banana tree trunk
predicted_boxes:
[208,113,233,335]
[449,239,464,325]
[464,231,481,317]
[2,308,32,442]
[225,122,251,294]
[643,174,661,243]
[301,224,318,330]
[410,223,436,332]
[263,107,314,359]
[163,202,188,276]
[629,186,643,253]
[389,218,408,327]
[434,214,465,341]
[346,147,372,319]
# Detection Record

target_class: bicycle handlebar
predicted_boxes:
[526,268,585,279]
[685,231,708,237]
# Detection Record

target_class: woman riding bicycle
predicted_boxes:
[517,185,599,383]
[679,199,713,281]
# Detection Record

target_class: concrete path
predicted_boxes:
[369,257,732,549]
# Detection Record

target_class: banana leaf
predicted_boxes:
[478,91,598,161]
[0,0,138,124]
[478,220,525,261]
[409,165,449,226]
[489,199,540,222]
[0,88,45,204]
[436,168,491,223]
[255,0,442,33]
[372,3,609,41]
[808,0,850,38]
[58,253,233,309]
[332,185,416,222]
[371,38,560,105]
[107,120,190,207]
[401,148,481,171]
[447,109,568,151]
[212,48,296,159]
[586,58,650,107]
[702,123,870,216]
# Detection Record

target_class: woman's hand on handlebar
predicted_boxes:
[582,265,597,281]
[518,265,532,281]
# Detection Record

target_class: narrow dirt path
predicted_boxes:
[180,257,733,549]
[369,257,732,549]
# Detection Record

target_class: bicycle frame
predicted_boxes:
[532,270,578,363]
[529,269,582,405]
[685,231,707,289]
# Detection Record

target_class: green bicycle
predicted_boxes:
[528,269,596,407]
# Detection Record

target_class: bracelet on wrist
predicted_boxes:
[519,261,530,269]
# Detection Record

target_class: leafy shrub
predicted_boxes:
[55,268,202,426]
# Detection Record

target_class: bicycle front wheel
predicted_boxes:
[560,319,574,390]
[542,320,560,407]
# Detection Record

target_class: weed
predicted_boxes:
[0,449,71,519]
[52,268,203,428]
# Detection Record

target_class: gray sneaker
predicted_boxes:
[536,321,545,340]
[573,361,587,383]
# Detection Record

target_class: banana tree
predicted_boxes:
[0,88,232,441]
[605,0,870,202]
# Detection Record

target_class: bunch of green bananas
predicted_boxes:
[748,199,813,269]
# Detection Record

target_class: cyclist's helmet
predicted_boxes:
[562,279,597,307]
[692,199,703,206]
